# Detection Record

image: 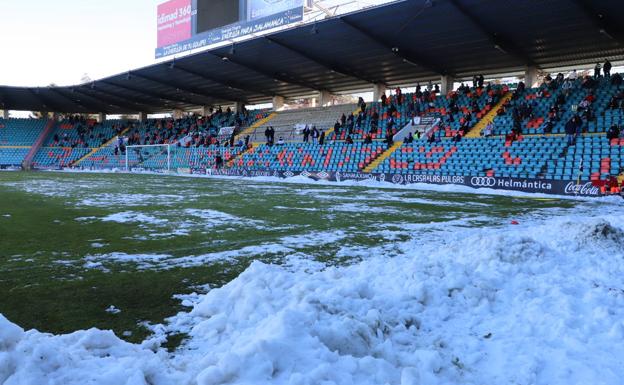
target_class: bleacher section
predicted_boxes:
[249,105,357,143]
[3,75,624,194]
[374,136,567,179]
[232,142,386,173]
[0,118,47,167]
[79,110,269,170]
[546,135,623,182]
[45,119,125,148]
[0,148,30,168]
[0,119,46,146]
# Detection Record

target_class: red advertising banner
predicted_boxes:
[157,0,193,48]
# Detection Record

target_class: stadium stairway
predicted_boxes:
[227,143,259,168]
[22,119,55,169]
[238,112,277,142]
[74,127,131,167]
[464,92,513,138]
[363,141,403,173]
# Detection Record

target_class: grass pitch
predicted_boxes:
[0,171,576,346]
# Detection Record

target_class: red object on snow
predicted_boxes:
[511,220,519,225]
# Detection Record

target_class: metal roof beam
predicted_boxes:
[169,62,277,98]
[573,0,624,46]
[130,72,241,103]
[63,87,142,114]
[210,52,326,92]
[448,0,536,68]
[28,88,76,113]
[338,16,448,76]
[99,80,197,106]
[80,85,156,112]
[264,36,381,86]
[49,88,112,114]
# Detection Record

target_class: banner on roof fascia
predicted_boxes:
[155,7,303,58]
[247,0,305,21]
[157,0,193,48]
[189,168,603,197]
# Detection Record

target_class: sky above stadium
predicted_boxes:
[0,0,159,87]
[0,0,393,88]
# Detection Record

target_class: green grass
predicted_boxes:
[0,171,577,346]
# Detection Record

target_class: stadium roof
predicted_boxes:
[2,0,624,114]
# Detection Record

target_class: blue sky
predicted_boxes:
[0,0,160,87]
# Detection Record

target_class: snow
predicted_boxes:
[105,306,121,315]
[101,212,168,225]
[2,199,623,384]
[81,231,347,272]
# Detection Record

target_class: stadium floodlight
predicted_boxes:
[125,144,172,173]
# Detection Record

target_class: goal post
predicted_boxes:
[124,144,172,173]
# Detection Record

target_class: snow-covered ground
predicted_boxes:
[1,196,623,384]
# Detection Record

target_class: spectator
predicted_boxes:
[594,62,602,78]
[604,59,612,78]
[543,118,554,134]
[333,121,341,138]
[302,125,310,143]
[269,126,275,145]
[404,132,414,144]
[277,136,285,146]
[608,96,619,110]
[565,117,577,145]
[346,135,354,144]
[363,134,372,144]
[264,127,271,144]
[215,154,223,169]
[384,131,394,148]
[483,121,494,137]
[319,131,325,145]
[311,126,319,144]
[607,125,620,140]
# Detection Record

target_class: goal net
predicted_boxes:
[124,144,172,173]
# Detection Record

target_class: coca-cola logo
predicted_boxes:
[564,182,600,195]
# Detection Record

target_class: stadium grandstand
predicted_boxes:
[1,0,623,196]
[0,1,622,192]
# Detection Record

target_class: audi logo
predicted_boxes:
[470,177,497,187]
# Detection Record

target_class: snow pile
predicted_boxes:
[2,205,624,384]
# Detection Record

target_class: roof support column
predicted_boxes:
[440,75,455,95]
[373,83,386,102]
[138,112,147,122]
[319,90,334,107]
[97,113,106,123]
[272,96,285,111]
[2,110,8,120]
[525,66,539,88]
[202,106,213,117]
[234,101,245,113]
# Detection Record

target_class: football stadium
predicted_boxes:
[1,0,624,384]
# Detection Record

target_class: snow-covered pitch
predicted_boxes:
[1,183,623,385]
